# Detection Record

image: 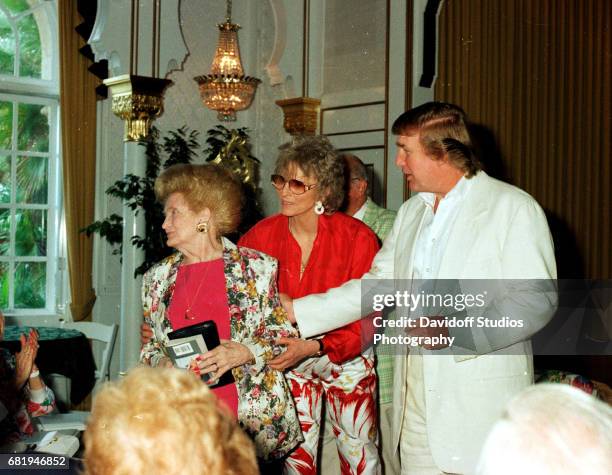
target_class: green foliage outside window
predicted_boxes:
[0,101,50,309]
[0,0,50,310]
[0,0,42,78]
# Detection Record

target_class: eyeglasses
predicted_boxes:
[271,174,318,195]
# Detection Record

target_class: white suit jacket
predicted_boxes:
[294,171,557,474]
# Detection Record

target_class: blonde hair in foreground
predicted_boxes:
[83,367,259,475]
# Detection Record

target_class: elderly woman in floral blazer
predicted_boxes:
[139,164,302,466]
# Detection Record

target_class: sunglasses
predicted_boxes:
[271,174,318,195]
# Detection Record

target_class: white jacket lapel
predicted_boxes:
[396,201,427,279]
[437,173,490,278]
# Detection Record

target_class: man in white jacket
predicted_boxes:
[282,102,558,474]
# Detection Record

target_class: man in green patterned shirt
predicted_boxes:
[343,154,398,246]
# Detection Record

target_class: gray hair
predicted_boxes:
[477,383,612,475]
[341,153,368,182]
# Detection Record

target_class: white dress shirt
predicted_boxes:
[412,176,474,280]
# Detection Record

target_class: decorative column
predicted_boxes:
[117,141,146,376]
[89,0,187,375]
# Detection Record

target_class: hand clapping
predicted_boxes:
[14,328,40,389]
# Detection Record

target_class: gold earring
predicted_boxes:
[196,221,209,233]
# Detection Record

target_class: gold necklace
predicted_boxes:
[183,261,215,320]
[289,218,312,277]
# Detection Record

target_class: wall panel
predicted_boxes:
[436,0,611,278]
[308,0,390,207]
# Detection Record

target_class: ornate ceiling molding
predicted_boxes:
[88,0,187,79]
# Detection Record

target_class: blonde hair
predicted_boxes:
[155,164,243,236]
[274,135,344,213]
[83,367,259,475]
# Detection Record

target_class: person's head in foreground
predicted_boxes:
[83,367,258,475]
[155,163,243,258]
[271,135,344,218]
[476,383,612,475]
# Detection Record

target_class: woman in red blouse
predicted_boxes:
[239,136,380,475]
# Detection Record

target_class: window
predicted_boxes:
[0,0,61,315]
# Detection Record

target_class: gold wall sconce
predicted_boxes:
[275,97,321,136]
[104,75,173,142]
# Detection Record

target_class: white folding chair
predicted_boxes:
[40,322,118,431]
[64,322,118,391]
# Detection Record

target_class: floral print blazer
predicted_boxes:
[140,238,303,460]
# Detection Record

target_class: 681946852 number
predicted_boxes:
[0,453,69,469]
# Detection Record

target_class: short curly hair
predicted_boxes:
[83,367,259,475]
[155,164,243,237]
[274,135,344,213]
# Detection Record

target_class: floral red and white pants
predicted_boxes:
[284,352,379,475]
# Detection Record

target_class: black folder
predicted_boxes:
[167,320,235,387]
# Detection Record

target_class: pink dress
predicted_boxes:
[167,258,238,416]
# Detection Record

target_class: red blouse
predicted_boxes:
[239,212,379,363]
[167,259,239,416]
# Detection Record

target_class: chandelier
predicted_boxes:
[194,0,261,121]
